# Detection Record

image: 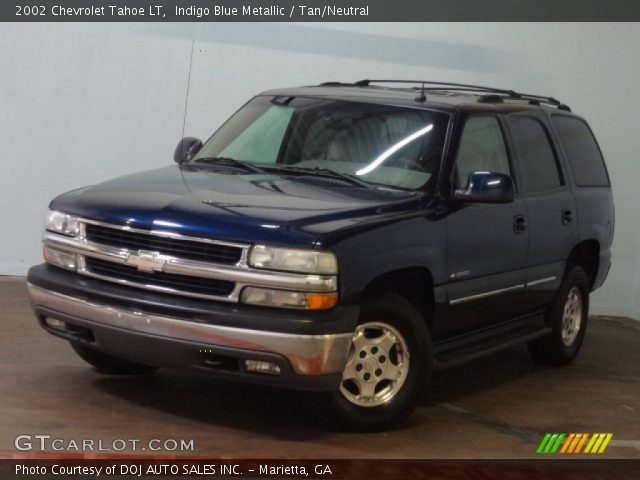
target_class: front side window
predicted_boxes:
[192,96,449,190]
[508,116,562,193]
[454,116,511,188]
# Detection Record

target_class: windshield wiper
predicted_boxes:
[266,165,374,188]
[192,157,266,174]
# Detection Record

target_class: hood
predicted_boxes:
[50,165,424,247]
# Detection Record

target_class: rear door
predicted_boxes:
[505,113,578,309]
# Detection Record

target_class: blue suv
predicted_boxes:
[27,80,614,430]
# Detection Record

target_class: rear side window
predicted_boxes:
[552,116,609,187]
[509,116,562,192]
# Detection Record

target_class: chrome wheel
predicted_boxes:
[561,286,583,347]
[339,322,410,407]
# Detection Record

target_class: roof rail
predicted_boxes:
[319,81,353,86]
[349,79,570,111]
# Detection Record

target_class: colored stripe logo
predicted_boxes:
[537,433,613,454]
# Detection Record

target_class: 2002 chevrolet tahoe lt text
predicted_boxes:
[27,80,614,430]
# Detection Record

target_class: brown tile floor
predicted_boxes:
[1,277,638,458]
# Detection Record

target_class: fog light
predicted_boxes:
[244,360,281,375]
[42,245,77,271]
[45,318,67,332]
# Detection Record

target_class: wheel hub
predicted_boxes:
[561,286,583,347]
[339,322,410,407]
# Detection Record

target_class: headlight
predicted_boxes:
[249,245,338,275]
[45,210,80,236]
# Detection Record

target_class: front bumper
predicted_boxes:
[27,265,357,391]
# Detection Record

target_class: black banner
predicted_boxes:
[3,458,640,479]
[5,0,640,22]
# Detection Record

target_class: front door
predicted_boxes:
[441,115,529,339]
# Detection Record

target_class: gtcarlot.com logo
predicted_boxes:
[537,433,613,454]
[14,435,194,452]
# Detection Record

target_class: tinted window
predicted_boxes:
[509,117,561,192]
[455,116,510,188]
[552,116,609,186]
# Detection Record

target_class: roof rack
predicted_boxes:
[326,79,570,111]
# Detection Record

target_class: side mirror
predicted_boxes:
[454,171,515,204]
[174,137,202,164]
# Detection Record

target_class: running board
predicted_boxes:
[433,324,552,369]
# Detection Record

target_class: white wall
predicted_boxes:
[1,22,638,319]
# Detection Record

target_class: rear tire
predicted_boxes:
[528,266,589,366]
[324,293,432,431]
[71,342,159,375]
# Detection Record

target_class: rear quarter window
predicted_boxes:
[551,116,610,187]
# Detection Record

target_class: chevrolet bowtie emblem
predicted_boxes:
[126,250,166,273]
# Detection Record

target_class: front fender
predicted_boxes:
[326,214,446,303]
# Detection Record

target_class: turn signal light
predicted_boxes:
[42,245,77,271]
[241,287,338,310]
[306,292,339,310]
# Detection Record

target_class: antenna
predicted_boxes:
[414,82,426,103]
[181,40,195,140]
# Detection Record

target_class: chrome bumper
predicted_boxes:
[27,284,352,376]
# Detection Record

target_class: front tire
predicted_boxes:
[71,342,159,375]
[325,293,432,431]
[528,266,590,366]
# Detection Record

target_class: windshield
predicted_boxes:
[192,96,449,190]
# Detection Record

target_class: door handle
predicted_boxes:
[562,209,574,225]
[513,215,528,233]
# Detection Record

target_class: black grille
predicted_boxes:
[85,258,235,298]
[84,224,243,264]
